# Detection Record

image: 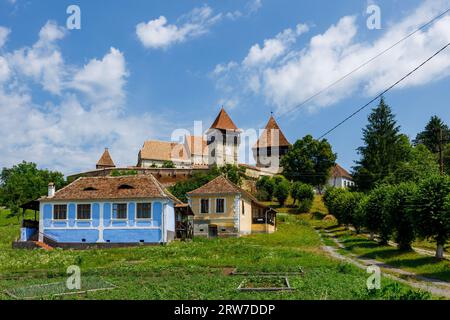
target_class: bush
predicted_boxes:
[353,195,368,234]
[291,182,314,204]
[162,160,176,168]
[323,187,349,223]
[390,183,417,250]
[323,187,342,216]
[256,176,275,201]
[412,174,450,259]
[341,192,365,231]
[111,169,138,177]
[364,184,396,245]
[274,179,291,207]
[297,199,313,213]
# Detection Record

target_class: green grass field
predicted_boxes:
[0,205,437,300]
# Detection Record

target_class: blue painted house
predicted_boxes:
[37,175,180,247]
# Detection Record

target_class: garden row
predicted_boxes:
[323,174,450,259]
[256,176,315,212]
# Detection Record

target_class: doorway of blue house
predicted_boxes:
[208,224,218,238]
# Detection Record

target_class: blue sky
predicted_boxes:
[1,0,450,175]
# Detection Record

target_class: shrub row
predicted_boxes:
[324,174,450,258]
[256,176,315,213]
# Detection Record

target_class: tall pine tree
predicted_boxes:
[414,116,450,153]
[353,97,409,191]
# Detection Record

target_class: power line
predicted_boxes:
[318,41,450,139]
[278,8,450,119]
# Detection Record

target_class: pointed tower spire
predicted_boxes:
[209,107,239,131]
[254,115,290,148]
[96,148,116,169]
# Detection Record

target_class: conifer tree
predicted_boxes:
[353,97,409,191]
[414,116,450,153]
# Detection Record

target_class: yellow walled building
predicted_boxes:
[186,175,276,238]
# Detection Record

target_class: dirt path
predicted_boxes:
[315,229,450,299]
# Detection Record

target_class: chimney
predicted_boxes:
[48,182,55,198]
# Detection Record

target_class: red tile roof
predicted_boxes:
[185,135,208,156]
[40,175,182,202]
[331,164,353,180]
[139,140,190,162]
[187,175,239,195]
[254,116,290,148]
[96,148,115,168]
[209,107,239,131]
[186,175,269,208]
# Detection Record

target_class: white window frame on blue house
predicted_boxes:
[135,201,152,221]
[76,203,92,221]
[112,202,128,221]
[53,204,68,221]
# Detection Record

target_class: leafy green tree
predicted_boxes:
[323,187,343,216]
[414,116,450,153]
[353,97,410,191]
[342,192,365,229]
[353,195,368,234]
[217,164,246,186]
[291,182,315,213]
[281,135,336,190]
[168,170,219,203]
[273,179,291,207]
[383,144,439,184]
[412,175,450,259]
[323,187,349,223]
[256,176,276,201]
[0,162,66,216]
[364,184,396,244]
[161,160,176,168]
[291,182,314,204]
[444,143,450,175]
[390,183,417,251]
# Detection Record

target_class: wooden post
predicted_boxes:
[439,128,444,175]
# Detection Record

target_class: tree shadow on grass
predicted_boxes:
[311,211,326,220]
[418,270,450,283]
[385,256,447,269]
[343,239,381,251]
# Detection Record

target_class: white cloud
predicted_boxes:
[37,20,65,45]
[0,26,11,48]
[136,5,222,49]
[214,0,450,113]
[247,0,263,14]
[70,47,128,107]
[213,61,238,75]
[0,21,164,174]
[0,56,10,82]
[9,21,66,94]
[243,24,309,67]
